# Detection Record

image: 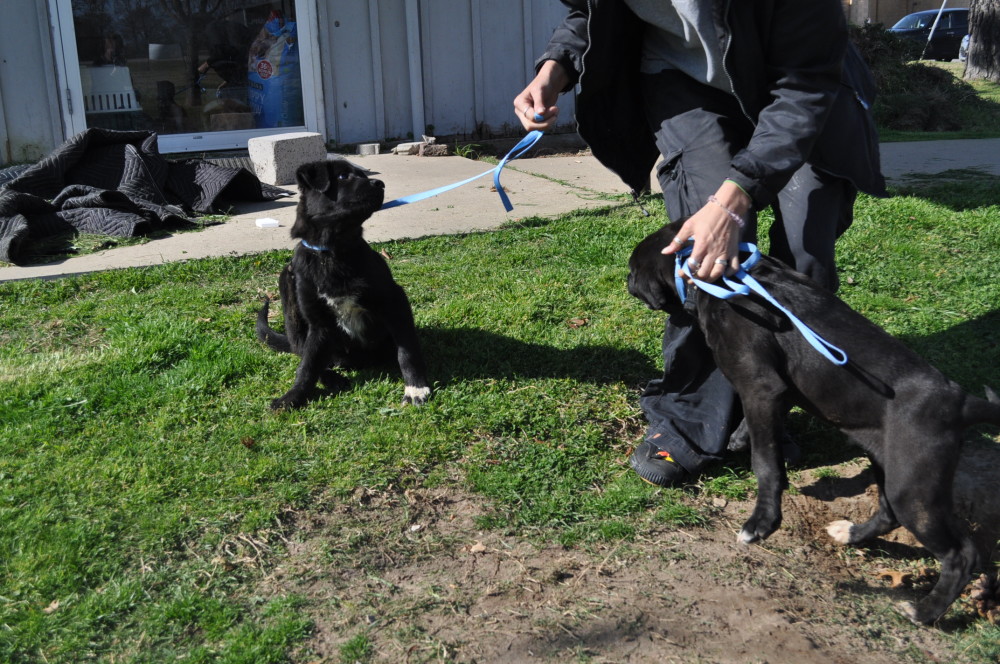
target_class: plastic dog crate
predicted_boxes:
[81,65,140,114]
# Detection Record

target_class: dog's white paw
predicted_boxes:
[403,385,431,406]
[737,529,758,545]
[896,601,923,625]
[826,520,855,545]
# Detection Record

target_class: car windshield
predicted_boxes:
[893,14,932,29]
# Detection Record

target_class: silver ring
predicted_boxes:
[714,258,728,266]
[671,236,684,245]
[687,258,701,269]
[523,107,532,119]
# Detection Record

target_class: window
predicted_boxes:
[54,0,316,152]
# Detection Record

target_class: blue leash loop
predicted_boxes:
[380,131,543,212]
[300,240,327,252]
[675,243,848,366]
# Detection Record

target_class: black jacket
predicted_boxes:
[537,0,887,207]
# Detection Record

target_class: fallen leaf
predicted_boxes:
[968,573,1000,623]
[240,437,256,449]
[469,541,487,554]
[567,318,588,328]
[43,600,59,614]
[876,568,912,588]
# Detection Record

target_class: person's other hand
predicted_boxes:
[513,60,567,131]
[662,182,750,283]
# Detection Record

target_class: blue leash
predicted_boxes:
[301,131,543,253]
[380,131,543,212]
[674,243,848,366]
[300,240,328,252]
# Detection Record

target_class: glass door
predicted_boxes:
[51,0,320,153]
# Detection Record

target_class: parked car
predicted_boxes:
[889,8,969,60]
[959,33,970,62]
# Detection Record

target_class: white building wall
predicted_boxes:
[317,0,574,145]
[375,0,416,141]
[419,0,477,137]
[0,1,65,163]
[322,0,381,143]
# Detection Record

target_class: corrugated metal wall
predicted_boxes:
[318,0,574,145]
[1,1,65,163]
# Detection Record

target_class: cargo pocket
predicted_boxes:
[655,149,693,222]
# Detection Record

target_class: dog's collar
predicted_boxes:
[300,240,330,252]
[673,242,848,366]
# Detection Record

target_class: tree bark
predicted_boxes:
[965,0,1000,82]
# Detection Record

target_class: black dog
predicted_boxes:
[256,159,430,410]
[628,220,1000,625]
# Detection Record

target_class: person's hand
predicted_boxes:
[662,182,750,283]
[513,60,567,131]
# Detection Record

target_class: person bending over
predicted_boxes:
[514,0,886,486]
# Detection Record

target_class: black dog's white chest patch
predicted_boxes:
[320,292,375,342]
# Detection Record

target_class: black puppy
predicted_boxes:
[628,220,1000,625]
[256,159,430,410]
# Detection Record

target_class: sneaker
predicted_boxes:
[629,437,689,487]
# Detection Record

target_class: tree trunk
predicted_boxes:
[965,0,1000,82]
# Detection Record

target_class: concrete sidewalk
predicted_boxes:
[2,137,998,283]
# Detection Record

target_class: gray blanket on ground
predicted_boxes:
[0,128,287,265]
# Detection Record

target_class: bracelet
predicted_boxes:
[707,195,746,228]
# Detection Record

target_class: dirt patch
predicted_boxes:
[260,441,999,663]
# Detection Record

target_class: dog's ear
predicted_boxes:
[296,161,332,193]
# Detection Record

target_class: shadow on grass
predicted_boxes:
[889,168,1000,211]
[8,219,216,267]
[898,309,1000,391]
[419,325,659,385]
[833,574,986,633]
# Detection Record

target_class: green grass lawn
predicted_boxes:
[2,175,1000,661]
